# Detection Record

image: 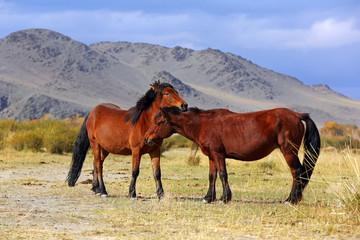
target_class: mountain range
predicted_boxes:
[0,29,359,126]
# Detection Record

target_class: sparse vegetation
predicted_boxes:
[1,147,359,239]
[321,121,360,149]
[0,116,82,154]
[331,148,360,213]
[186,155,201,166]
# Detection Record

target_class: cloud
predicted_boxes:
[214,15,360,50]
[1,8,360,51]
[284,18,360,50]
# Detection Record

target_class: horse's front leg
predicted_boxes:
[149,148,164,199]
[129,149,141,200]
[202,158,217,203]
[211,151,232,203]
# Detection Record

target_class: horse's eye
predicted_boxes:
[164,92,170,96]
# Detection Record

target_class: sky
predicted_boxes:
[0,0,359,100]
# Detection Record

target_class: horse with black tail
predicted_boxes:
[67,81,188,199]
[67,113,90,187]
[144,107,320,204]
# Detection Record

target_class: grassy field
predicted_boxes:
[0,147,359,239]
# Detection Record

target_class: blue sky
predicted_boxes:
[1,0,360,100]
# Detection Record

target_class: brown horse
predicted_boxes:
[144,107,321,204]
[67,81,188,199]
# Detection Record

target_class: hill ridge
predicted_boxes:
[0,28,359,126]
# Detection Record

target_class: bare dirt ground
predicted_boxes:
[0,151,137,239]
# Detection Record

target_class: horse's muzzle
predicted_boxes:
[144,137,153,146]
[181,103,188,112]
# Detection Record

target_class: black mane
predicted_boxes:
[154,106,203,121]
[125,81,174,125]
[164,107,203,114]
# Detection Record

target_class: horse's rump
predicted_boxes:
[87,103,132,155]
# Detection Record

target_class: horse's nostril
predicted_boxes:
[181,103,188,111]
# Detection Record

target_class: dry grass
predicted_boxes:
[0,147,359,239]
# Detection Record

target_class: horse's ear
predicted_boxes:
[151,82,159,91]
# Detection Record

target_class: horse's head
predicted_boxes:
[144,108,174,146]
[151,82,188,112]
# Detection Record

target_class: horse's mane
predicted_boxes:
[164,106,204,114]
[154,106,204,121]
[125,81,174,125]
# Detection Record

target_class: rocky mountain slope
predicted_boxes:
[0,29,359,126]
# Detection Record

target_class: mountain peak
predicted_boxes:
[5,29,71,44]
[0,29,359,126]
[311,84,348,98]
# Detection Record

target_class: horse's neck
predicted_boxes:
[138,101,161,131]
[138,110,156,130]
[172,114,200,143]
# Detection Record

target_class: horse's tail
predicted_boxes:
[300,114,321,187]
[67,114,90,186]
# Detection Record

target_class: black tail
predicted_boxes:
[67,114,90,186]
[301,114,321,187]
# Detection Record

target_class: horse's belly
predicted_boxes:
[98,138,132,155]
[110,147,132,155]
[226,143,277,161]
[106,143,132,155]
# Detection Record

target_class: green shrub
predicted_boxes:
[159,135,194,154]
[62,128,78,153]
[0,118,80,153]
[24,131,44,152]
[160,137,176,155]
[46,136,65,154]
[172,135,193,148]
[0,129,6,150]
[186,155,201,166]
[44,124,78,154]
[259,160,276,172]
[9,133,26,151]
[322,136,360,149]
[0,119,18,132]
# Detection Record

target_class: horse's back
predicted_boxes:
[204,108,305,160]
[236,108,305,136]
[87,103,126,127]
[93,103,122,112]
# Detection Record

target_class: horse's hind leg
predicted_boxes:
[281,149,305,204]
[91,141,109,197]
[92,162,99,193]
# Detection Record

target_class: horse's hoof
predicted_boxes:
[100,194,108,198]
[130,197,137,201]
[218,200,225,205]
[283,201,291,206]
[201,199,208,204]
